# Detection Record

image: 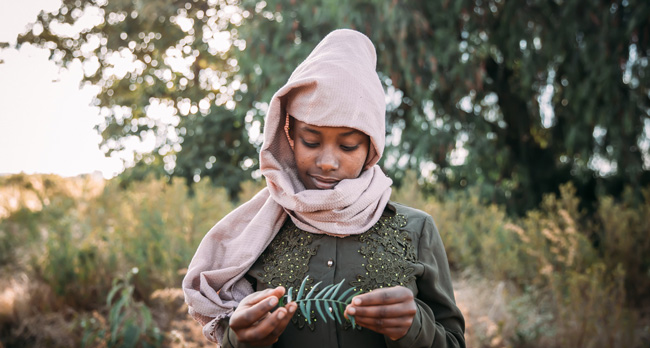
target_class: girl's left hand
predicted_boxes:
[344,286,417,341]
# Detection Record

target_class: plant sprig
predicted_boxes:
[278,275,361,329]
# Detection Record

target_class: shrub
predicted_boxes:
[32,176,235,307]
[80,268,162,348]
[595,187,650,306]
[3,173,647,347]
[392,180,646,347]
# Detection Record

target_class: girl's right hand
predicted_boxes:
[229,287,297,346]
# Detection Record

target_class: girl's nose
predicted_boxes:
[316,147,339,171]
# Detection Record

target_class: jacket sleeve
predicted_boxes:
[221,324,239,348]
[221,322,273,348]
[385,215,466,348]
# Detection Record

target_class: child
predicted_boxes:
[183,29,465,347]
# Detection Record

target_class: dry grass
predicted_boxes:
[0,174,105,219]
[2,174,649,347]
[454,272,526,348]
[149,289,209,348]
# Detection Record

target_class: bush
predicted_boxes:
[595,187,650,306]
[2,173,647,347]
[80,268,163,348]
[1,174,240,346]
[392,180,647,347]
[30,176,235,307]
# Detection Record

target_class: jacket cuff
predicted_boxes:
[221,325,237,348]
[385,305,423,348]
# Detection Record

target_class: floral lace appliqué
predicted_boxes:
[351,214,416,292]
[258,219,319,329]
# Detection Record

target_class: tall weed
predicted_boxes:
[595,187,650,305]
[57,177,232,304]
[392,179,646,347]
[81,268,162,348]
[2,173,647,347]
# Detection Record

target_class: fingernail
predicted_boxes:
[269,297,278,307]
[348,307,356,315]
[353,298,361,305]
[277,310,286,320]
[288,305,296,313]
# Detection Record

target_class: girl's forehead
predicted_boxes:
[293,118,367,137]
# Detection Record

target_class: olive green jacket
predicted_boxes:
[222,202,465,348]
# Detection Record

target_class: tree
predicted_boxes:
[14,0,258,195]
[12,0,650,212]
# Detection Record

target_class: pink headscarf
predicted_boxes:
[182,29,392,343]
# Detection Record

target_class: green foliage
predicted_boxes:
[1,174,240,345]
[0,174,83,266]
[392,178,648,347]
[0,175,234,309]
[81,269,163,348]
[13,0,258,196]
[0,207,41,266]
[2,174,648,346]
[595,187,650,305]
[279,276,361,328]
[11,1,650,211]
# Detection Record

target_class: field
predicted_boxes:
[1,173,648,347]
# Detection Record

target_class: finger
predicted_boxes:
[360,323,409,337]
[236,308,285,343]
[379,327,411,341]
[353,315,414,329]
[237,304,295,343]
[269,302,297,338]
[230,287,284,330]
[346,302,416,319]
[231,286,287,328]
[350,286,413,306]
[240,287,286,307]
[230,302,274,330]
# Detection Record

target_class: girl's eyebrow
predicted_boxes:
[300,125,363,137]
[301,125,321,135]
[340,130,363,137]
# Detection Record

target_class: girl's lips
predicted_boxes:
[310,175,340,189]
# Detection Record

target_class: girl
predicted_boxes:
[183,29,465,348]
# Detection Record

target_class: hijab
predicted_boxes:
[182,29,392,343]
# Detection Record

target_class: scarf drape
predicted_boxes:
[182,29,392,343]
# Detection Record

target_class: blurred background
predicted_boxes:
[1,0,649,347]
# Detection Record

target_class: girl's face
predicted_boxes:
[290,118,370,190]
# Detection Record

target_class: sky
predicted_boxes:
[2,1,646,181]
[0,0,124,179]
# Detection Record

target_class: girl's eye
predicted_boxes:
[341,145,359,152]
[301,139,319,148]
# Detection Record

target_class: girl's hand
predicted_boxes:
[229,287,297,346]
[344,286,417,341]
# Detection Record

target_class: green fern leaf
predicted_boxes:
[284,276,362,327]
[303,281,322,323]
[296,275,309,318]
[338,286,356,303]
[349,313,357,329]
[332,300,343,324]
[305,281,322,300]
[314,284,333,300]
[315,296,327,323]
[297,275,309,300]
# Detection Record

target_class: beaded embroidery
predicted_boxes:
[350,214,416,292]
[258,220,320,329]
[257,213,416,331]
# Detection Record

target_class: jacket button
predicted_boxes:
[327,259,334,267]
